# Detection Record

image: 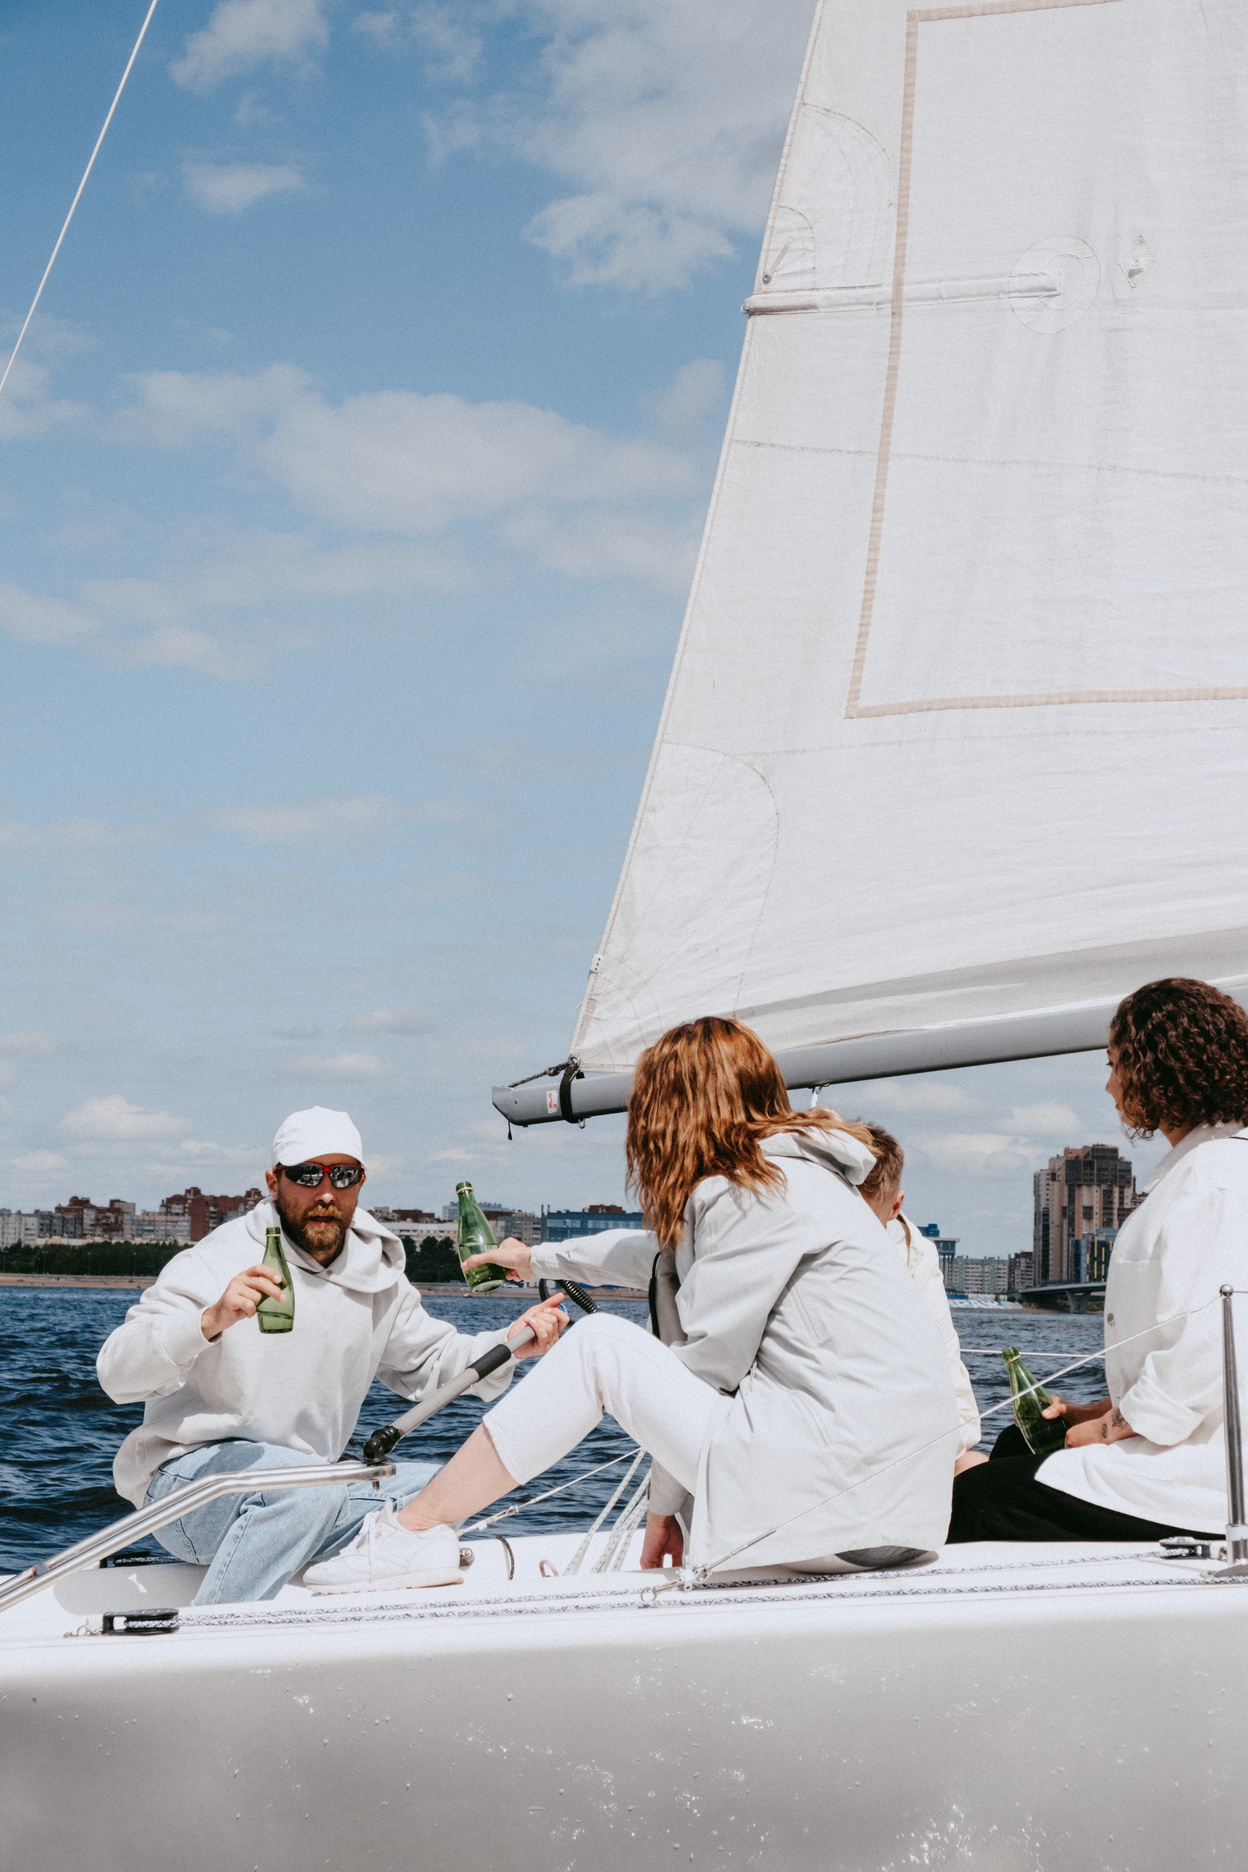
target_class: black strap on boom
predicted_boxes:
[558,1056,584,1124]
[539,1276,598,1315]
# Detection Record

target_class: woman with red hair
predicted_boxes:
[306,1016,959,1593]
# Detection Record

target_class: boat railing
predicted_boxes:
[0,1459,396,1616]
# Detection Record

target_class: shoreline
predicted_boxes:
[0,1273,159,1289]
[0,1273,647,1299]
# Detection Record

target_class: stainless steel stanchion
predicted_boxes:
[1216,1285,1248,1575]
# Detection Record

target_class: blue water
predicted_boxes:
[0,1289,1108,1572]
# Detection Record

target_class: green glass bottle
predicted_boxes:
[1002,1345,1066,1455]
[256,1225,295,1334]
[456,1182,508,1294]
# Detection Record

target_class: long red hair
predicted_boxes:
[625,1016,874,1248]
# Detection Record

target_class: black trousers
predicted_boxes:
[946,1424,1218,1544]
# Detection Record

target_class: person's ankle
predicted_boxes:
[396,1505,439,1533]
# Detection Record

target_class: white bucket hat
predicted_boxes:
[272,1106,364,1167]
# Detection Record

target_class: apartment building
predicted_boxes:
[1032,1144,1138,1284]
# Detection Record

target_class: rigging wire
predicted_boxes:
[459,1446,639,1536]
[0,0,162,407]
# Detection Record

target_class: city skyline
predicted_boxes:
[0,1116,1165,1265]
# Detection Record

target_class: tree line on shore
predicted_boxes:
[0,1236,466,1284]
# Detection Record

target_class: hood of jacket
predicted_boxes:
[761,1125,876,1186]
[242,1196,407,1296]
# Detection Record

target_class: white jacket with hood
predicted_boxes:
[887,1213,981,1456]
[98,1199,517,1506]
[532,1127,958,1569]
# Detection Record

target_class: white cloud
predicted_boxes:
[498,504,697,592]
[59,1094,186,1141]
[1008,1101,1083,1136]
[913,1132,1049,1179]
[11,1149,69,1174]
[281,1051,394,1079]
[0,582,97,648]
[207,793,402,843]
[0,1063,17,1092]
[0,1032,57,1056]
[172,1139,265,1168]
[424,0,814,290]
[349,1006,433,1035]
[526,194,734,293]
[113,625,272,683]
[0,354,88,439]
[257,385,697,533]
[353,10,400,48]
[0,817,160,870]
[117,363,310,448]
[647,358,725,439]
[116,367,701,594]
[354,4,481,80]
[183,161,307,215]
[171,0,331,91]
[857,1079,981,1117]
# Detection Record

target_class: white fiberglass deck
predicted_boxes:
[4,1533,1248,1872]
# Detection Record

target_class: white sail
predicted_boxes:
[569,0,1248,1077]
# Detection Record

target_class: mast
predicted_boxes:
[499,0,1248,1126]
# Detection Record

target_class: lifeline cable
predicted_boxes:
[0,0,162,406]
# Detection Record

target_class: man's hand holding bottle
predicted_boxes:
[201,1266,287,1342]
[464,1237,534,1283]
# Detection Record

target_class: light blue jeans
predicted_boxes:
[146,1440,441,1606]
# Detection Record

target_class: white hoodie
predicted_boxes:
[887,1214,981,1456]
[533,1128,957,1568]
[97,1199,515,1506]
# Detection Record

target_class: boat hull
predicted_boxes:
[3,1541,1246,1871]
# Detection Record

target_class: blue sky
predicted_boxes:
[0,0,1163,1246]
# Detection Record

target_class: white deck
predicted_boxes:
[4,1533,1247,1870]
[0,1527,1230,1643]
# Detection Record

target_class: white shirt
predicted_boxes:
[1037,1124,1248,1532]
[887,1215,981,1456]
[97,1199,516,1506]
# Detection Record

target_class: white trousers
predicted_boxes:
[483,1312,715,1493]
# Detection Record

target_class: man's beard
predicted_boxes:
[275,1189,347,1259]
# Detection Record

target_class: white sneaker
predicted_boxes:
[303,1503,463,1594]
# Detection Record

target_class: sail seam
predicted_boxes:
[853,685,1248,715]
[844,0,1128,723]
[843,10,920,721]
[737,437,1248,492]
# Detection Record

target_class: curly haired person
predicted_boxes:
[949,978,1248,1543]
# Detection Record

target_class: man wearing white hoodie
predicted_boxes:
[97,1106,564,1605]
